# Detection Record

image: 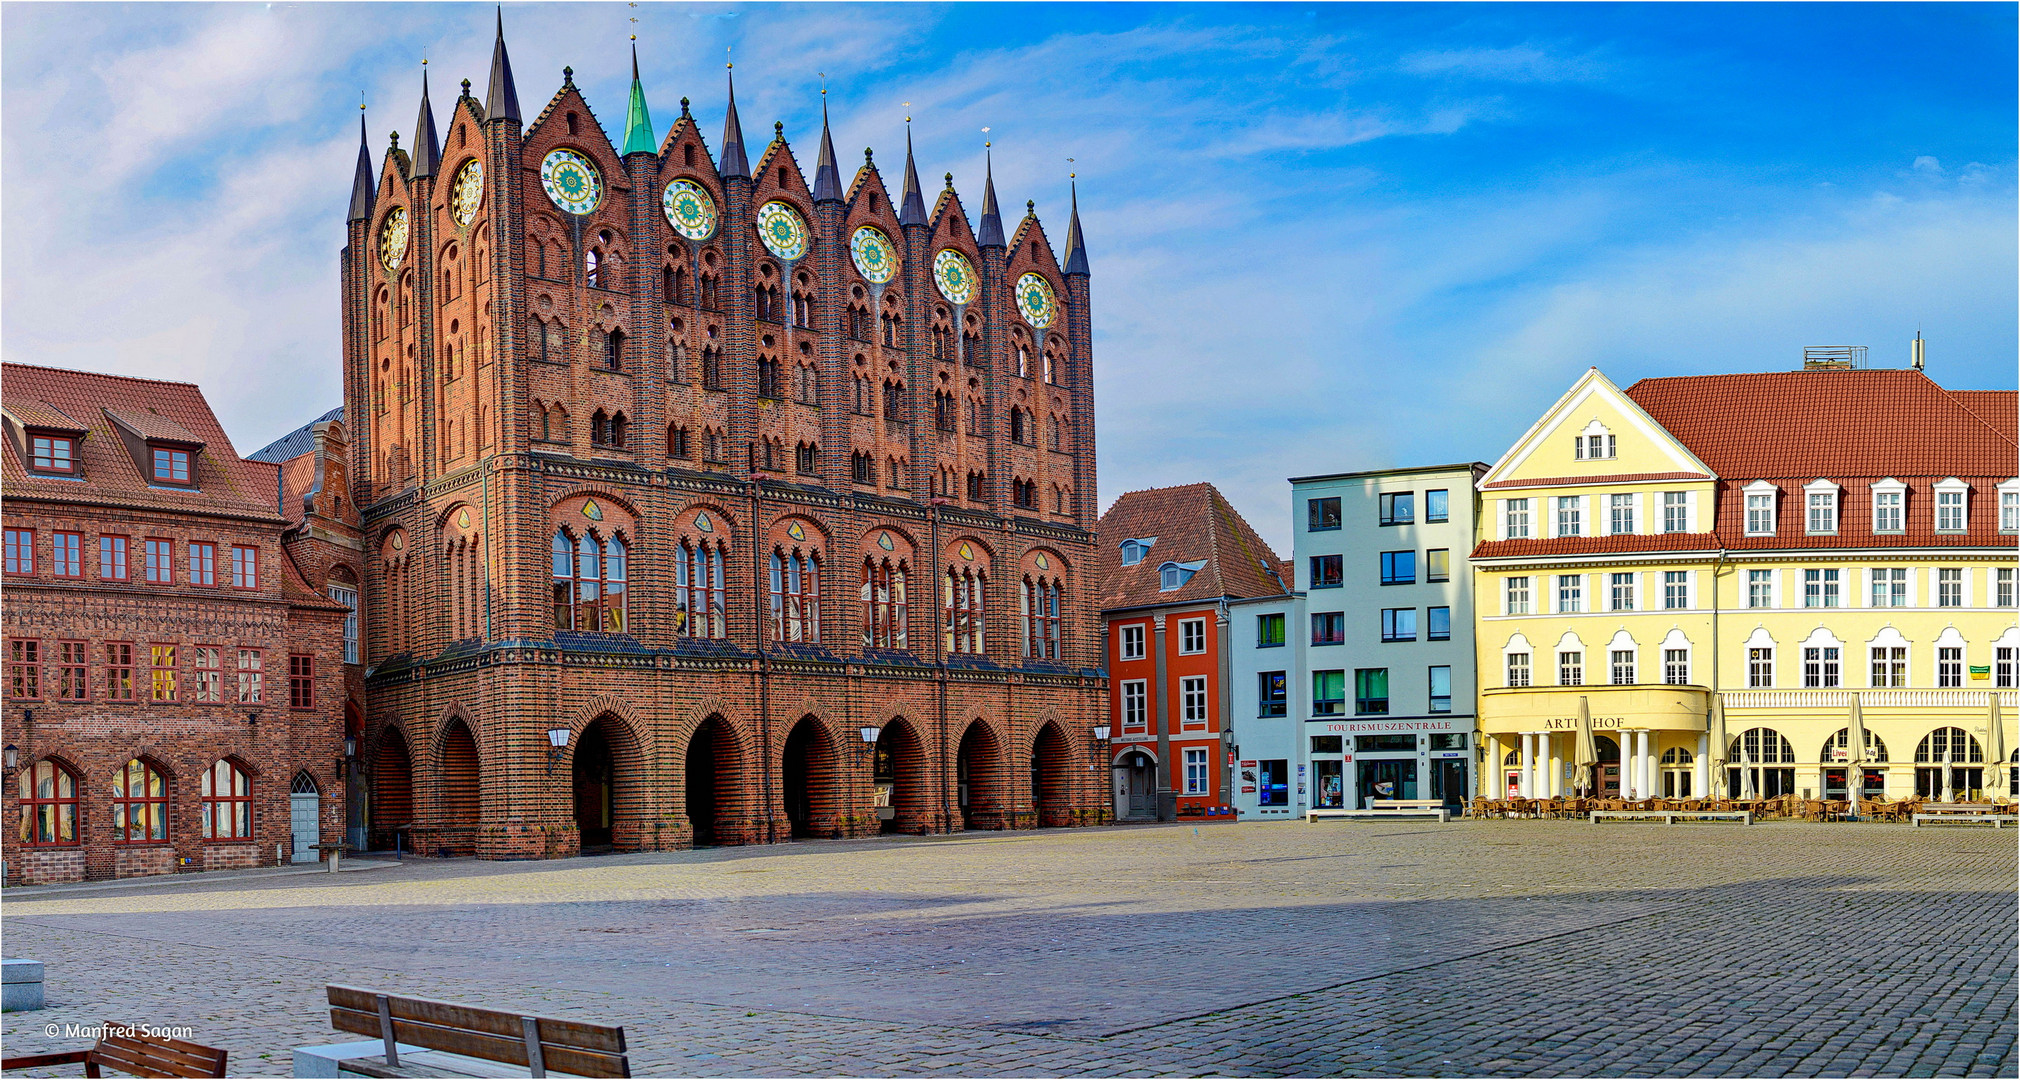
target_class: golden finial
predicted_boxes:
[904,101,912,123]
[726,45,733,71]
[819,72,827,96]
[983,126,991,149]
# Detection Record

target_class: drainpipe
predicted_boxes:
[931,502,949,832]
[1217,598,1233,815]
[751,471,773,843]
[1153,612,1174,821]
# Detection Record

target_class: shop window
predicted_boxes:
[200,759,252,839]
[16,760,79,846]
[1257,759,1289,806]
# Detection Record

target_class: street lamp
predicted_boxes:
[859,726,882,753]
[547,727,570,772]
[3,745,16,771]
[343,735,357,759]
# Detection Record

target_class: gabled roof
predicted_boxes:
[1479,367,1712,490]
[1,363,282,520]
[1624,369,2016,479]
[1950,389,2016,443]
[1095,483,1288,612]
[1,400,87,433]
[247,406,344,463]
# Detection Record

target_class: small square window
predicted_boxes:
[1307,497,1340,531]
[1118,624,1145,661]
[1178,618,1207,655]
[1426,549,1450,583]
[28,435,76,475]
[1309,554,1343,589]
[1311,612,1344,646]
[1379,551,1415,586]
[1378,492,1414,526]
[151,447,192,485]
[1256,613,1285,648]
[1425,490,1449,523]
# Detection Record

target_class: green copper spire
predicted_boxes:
[620,42,655,156]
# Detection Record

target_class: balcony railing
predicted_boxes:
[1721,689,2019,710]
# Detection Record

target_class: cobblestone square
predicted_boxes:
[2,820,2013,1077]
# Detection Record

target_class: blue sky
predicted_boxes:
[3,2,2013,551]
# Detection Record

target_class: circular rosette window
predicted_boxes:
[850,226,898,284]
[662,179,717,241]
[756,201,810,261]
[540,148,602,215]
[377,206,409,273]
[1015,272,1058,329]
[932,248,977,306]
[450,158,484,226]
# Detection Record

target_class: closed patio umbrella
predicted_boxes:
[1575,696,1597,796]
[1845,693,1867,816]
[1987,692,2006,775]
[1708,694,1728,800]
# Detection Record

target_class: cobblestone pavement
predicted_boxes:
[2,820,2013,1077]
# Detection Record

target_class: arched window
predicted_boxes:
[758,357,780,399]
[1022,576,1062,660]
[585,249,600,288]
[769,547,823,643]
[1915,727,1984,763]
[551,530,574,629]
[1009,408,1026,444]
[701,347,722,390]
[16,759,78,846]
[605,329,624,371]
[795,442,818,475]
[1915,726,1987,799]
[575,533,601,629]
[112,758,168,843]
[674,540,726,639]
[944,567,986,655]
[609,412,628,449]
[668,425,690,459]
[1823,728,1890,763]
[550,531,627,633]
[590,410,609,445]
[201,759,252,839]
[861,558,909,650]
[793,291,812,328]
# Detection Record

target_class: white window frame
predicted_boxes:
[1558,650,1583,687]
[1609,572,1636,612]
[1178,618,1207,655]
[1743,480,1778,536]
[1870,478,1906,534]
[1999,567,2015,609]
[1555,495,1583,538]
[1936,567,1964,608]
[1869,643,1908,688]
[1937,646,1964,688]
[1747,568,1775,609]
[1609,492,1637,536]
[1504,498,1530,540]
[1506,575,1531,615]
[1506,651,1531,688]
[328,584,360,664]
[1609,649,1636,686]
[1932,478,1969,533]
[1661,491,1688,534]
[1182,748,1209,795]
[2000,479,2020,533]
[1803,567,1841,609]
[1663,570,1689,610]
[1557,573,1583,614]
[1119,623,1146,661]
[1121,679,1148,731]
[1869,567,1908,608]
[1803,479,1840,535]
[1180,675,1209,727]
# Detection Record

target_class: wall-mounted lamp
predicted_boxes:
[21,710,33,726]
[247,711,260,727]
[859,726,882,753]
[547,727,571,772]
[343,735,357,759]
[4,745,17,771]
[1093,725,1111,743]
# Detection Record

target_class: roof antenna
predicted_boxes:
[1912,330,1925,372]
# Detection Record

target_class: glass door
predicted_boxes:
[1313,760,1344,808]
[1356,758,1418,807]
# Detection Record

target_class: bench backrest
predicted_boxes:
[1369,799,1445,808]
[93,1029,230,1078]
[328,986,629,1078]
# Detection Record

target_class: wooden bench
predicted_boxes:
[324,986,629,1078]
[1913,813,2016,828]
[1591,810,1752,825]
[1,1025,227,1077]
[1307,800,1453,823]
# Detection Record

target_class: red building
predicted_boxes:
[1097,484,1286,821]
[266,18,1108,858]
[0,365,353,884]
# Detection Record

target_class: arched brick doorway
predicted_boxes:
[370,727,413,852]
[438,719,480,855]
[1030,722,1071,828]
[873,717,930,834]
[958,720,1006,830]
[685,714,741,846]
[782,715,840,839]
[573,721,617,852]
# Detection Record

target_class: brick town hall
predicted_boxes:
[4,15,1109,874]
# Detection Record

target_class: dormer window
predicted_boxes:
[1871,479,1906,534]
[1158,560,1204,591]
[1804,479,1840,535]
[152,447,191,485]
[1933,478,1969,533]
[28,434,75,475]
[1119,537,1157,567]
[2000,478,2020,533]
[1743,480,1779,536]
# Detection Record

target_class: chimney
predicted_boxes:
[1911,332,1925,371]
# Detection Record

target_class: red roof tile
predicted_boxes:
[1472,533,1722,560]
[105,408,204,447]
[1951,389,2017,445]
[1,401,87,432]
[2,363,281,520]
[1096,483,1288,611]
[1624,369,2015,478]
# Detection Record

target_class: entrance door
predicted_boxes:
[1124,752,1156,818]
[289,772,320,863]
[1356,758,1417,807]
[1313,760,1344,809]
[1597,763,1620,798]
[1431,760,1467,810]
[573,723,615,850]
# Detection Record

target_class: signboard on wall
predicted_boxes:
[1308,718,1467,734]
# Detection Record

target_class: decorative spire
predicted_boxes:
[484,6,521,124]
[410,63,441,179]
[976,138,1003,247]
[621,39,655,155]
[348,105,376,222]
[718,55,749,179]
[812,84,843,203]
[1063,176,1088,276]
[897,113,927,226]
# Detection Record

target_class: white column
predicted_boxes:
[1548,735,1563,798]
[1483,735,1500,798]
[1639,731,1653,801]
[1520,733,1535,798]
[1695,733,1708,799]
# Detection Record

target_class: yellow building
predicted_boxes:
[1471,364,2018,803]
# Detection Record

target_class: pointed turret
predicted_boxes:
[718,66,750,179]
[811,94,843,203]
[348,108,376,222]
[621,42,655,155]
[485,7,521,124]
[976,146,1004,248]
[410,66,441,179]
[1063,179,1089,276]
[897,123,927,226]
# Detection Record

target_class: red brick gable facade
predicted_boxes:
[290,29,1107,858]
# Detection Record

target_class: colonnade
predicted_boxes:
[1484,730,1710,799]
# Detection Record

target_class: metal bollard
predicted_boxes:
[329,846,341,873]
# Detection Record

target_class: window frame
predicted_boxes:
[1118,623,1146,661]
[1425,548,1450,583]
[1353,668,1389,715]
[1505,575,1531,615]
[111,758,170,844]
[1428,665,1452,713]
[26,432,79,476]
[200,759,253,840]
[1257,671,1287,717]
[1179,675,1210,729]
[1309,554,1344,589]
[1506,652,1531,688]
[1311,611,1345,647]
[1312,669,1346,717]
[1504,498,1530,539]
[1427,606,1451,642]
[1379,607,1417,643]
[4,528,34,575]
[1178,618,1207,655]
[1424,490,1450,524]
[1378,491,1415,527]
[100,535,129,581]
[1120,678,1148,732]
[149,444,195,487]
[231,545,259,590]
[1307,497,1341,532]
[1182,748,1209,796]
[188,541,216,587]
[16,759,80,847]
[8,638,41,700]
[49,531,82,578]
[289,654,315,708]
[1377,551,1414,587]
[1256,613,1285,648]
[236,648,263,704]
